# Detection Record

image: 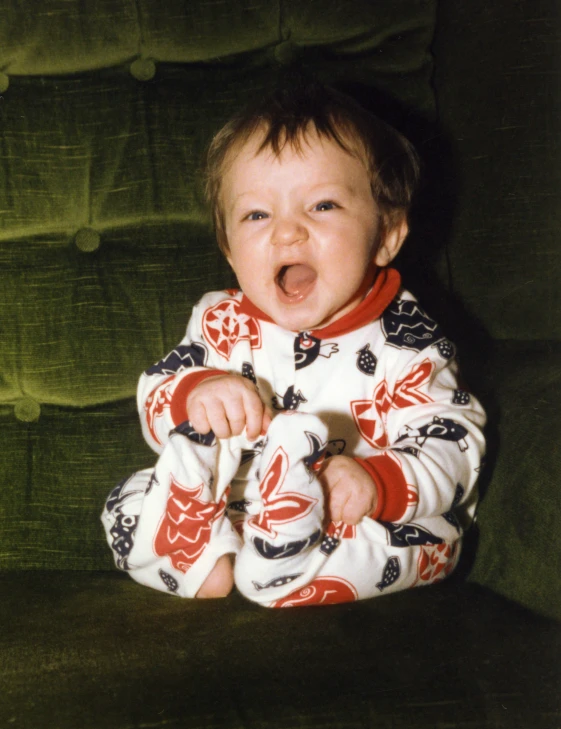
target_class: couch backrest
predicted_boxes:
[432,1,561,342]
[0,0,438,569]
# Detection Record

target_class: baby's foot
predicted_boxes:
[235,411,329,601]
[245,411,328,553]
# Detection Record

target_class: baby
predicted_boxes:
[102,81,486,607]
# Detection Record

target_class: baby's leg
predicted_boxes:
[101,426,243,598]
[234,411,328,602]
[269,520,462,607]
[234,412,461,607]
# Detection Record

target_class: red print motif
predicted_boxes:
[352,360,435,448]
[273,576,358,607]
[202,299,261,360]
[248,446,318,539]
[326,521,356,540]
[407,485,419,508]
[153,476,227,573]
[416,542,459,585]
[144,376,175,447]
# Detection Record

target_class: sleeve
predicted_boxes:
[355,343,486,526]
[137,293,230,454]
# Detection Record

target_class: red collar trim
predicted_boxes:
[238,266,401,339]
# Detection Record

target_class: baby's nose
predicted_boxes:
[272,216,308,246]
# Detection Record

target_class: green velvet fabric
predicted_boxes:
[1,574,560,729]
[465,342,561,620]
[432,0,561,341]
[428,0,561,620]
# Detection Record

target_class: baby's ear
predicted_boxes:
[374,218,409,267]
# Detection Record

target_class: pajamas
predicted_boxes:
[102,268,486,606]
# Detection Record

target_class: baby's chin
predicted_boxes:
[266,301,344,333]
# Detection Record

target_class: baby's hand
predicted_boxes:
[186,374,271,441]
[319,456,378,526]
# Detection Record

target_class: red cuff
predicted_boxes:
[355,454,409,522]
[169,369,228,426]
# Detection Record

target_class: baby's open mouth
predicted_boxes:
[276,264,318,301]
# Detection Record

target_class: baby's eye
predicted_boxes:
[245,211,268,221]
[314,201,338,212]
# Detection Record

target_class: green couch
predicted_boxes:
[1,1,559,727]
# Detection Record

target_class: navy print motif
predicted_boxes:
[453,389,471,406]
[436,339,455,360]
[227,499,251,514]
[380,521,443,547]
[376,556,401,592]
[273,386,308,411]
[397,417,469,452]
[173,419,217,446]
[242,362,257,384]
[253,529,321,560]
[356,344,377,375]
[106,478,143,571]
[443,483,465,532]
[382,300,445,352]
[320,534,340,556]
[294,333,338,370]
[393,445,420,458]
[145,342,207,376]
[110,512,138,570]
[240,440,266,466]
[145,472,159,496]
[159,569,179,593]
[253,574,303,591]
[105,479,128,514]
[303,431,327,477]
[325,439,346,458]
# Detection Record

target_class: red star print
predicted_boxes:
[352,359,435,448]
[153,476,227,573]
[202,299,261,360]
[144,376,175,446]
[248,446,318,540]
[416,542,459,585]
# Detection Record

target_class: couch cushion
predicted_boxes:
[465,340,561,621]
[2,333,560,624]
[1,573,559,729]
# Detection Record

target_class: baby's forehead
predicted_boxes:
[230,123,369,170]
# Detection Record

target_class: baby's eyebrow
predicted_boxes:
[230,190,265,206]
[308,181,358,195]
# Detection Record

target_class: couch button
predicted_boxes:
[15,398,41,423]
[274,41,296,64]
[75,228,101,252]
[130,58,156,81]
[0,72,9,93]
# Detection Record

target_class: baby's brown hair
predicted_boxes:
[204,77,420,254]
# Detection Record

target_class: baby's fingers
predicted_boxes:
[186,398,212,435]
[261,407,273,435]
[341,489,377,525]
[340,499,366,526]
[242,388,268,441]
[204,399,233,439]
[328,483,352,524]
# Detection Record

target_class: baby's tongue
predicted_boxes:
[279,264,317,298]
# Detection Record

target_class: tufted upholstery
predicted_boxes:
[1,1,560,728]
[0,0,436,572]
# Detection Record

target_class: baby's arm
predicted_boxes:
[137,293,248,452]
[360,345,486,525]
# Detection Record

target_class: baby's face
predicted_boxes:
[221,129,381,332]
